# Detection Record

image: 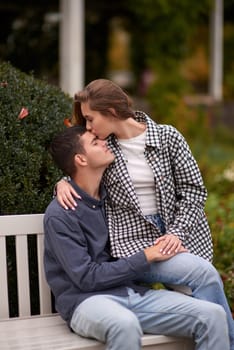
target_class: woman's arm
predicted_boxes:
[155,126,207,254]
[167,126,208,238]
[55,178,80,210]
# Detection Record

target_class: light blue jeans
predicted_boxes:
[70,288,229,350]
[137,252,234,349]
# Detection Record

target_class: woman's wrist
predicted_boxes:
[53,176,71,197]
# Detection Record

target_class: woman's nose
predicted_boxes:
[86,120,91,130]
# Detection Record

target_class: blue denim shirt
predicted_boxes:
[44,180,150,326]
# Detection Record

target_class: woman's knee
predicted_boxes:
[176,253,221,283]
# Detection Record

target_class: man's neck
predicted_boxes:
[73,171,103,200]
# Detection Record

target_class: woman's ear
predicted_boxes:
[109,107,117,118]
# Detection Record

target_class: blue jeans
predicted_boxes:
[70,288,229,350]
[137,252,234,349]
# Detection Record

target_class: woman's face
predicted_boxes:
[81,101,114,140]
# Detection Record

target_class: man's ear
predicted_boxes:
[75,154,87,166]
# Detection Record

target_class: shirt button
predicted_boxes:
[92,205,96,209]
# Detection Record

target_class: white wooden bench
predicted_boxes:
[0,214,195,350]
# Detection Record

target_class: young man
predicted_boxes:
[44,126,230,350]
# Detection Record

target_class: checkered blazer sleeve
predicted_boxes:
[165,126,208,239]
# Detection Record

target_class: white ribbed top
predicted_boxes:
[119,130,157,215]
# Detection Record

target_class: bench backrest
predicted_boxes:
[0,214,52,320]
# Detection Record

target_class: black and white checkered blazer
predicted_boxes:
[103,111,213,261]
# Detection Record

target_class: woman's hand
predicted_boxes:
[154,234,188,255]
[56,179,81,210]
[144,240,188,263]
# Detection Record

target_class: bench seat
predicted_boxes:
[0,314,194,350]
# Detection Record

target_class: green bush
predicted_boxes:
[0,62,72,214]
[191,123,234,315]
[206,192,234,315]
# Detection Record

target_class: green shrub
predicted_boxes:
[0,62,72,214]
[206,192,234,315]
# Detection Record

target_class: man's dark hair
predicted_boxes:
[49,126,86,177]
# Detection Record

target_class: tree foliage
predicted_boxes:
[0,62,72,214]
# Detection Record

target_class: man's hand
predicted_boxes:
[144,240,188,263]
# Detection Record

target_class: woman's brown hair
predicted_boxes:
[71,79,135,126]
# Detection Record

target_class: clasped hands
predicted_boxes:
[144,234,188,263]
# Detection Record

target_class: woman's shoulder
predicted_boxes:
[148,119,182,140]
[136,111,180,135]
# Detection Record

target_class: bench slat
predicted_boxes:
[0,236,9,318]
[37,233,52,314]
[16,235,31,316]
[0,214,44,236]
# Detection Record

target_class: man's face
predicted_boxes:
[80,131,115,169]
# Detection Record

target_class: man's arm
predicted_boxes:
[44,216,183,293]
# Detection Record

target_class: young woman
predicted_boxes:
[56,79,234,347]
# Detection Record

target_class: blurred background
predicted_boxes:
[0,0,233,312]
[1,1,233,98]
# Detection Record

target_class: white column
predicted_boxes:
[209,0,223,101]
[59,0,84,97]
